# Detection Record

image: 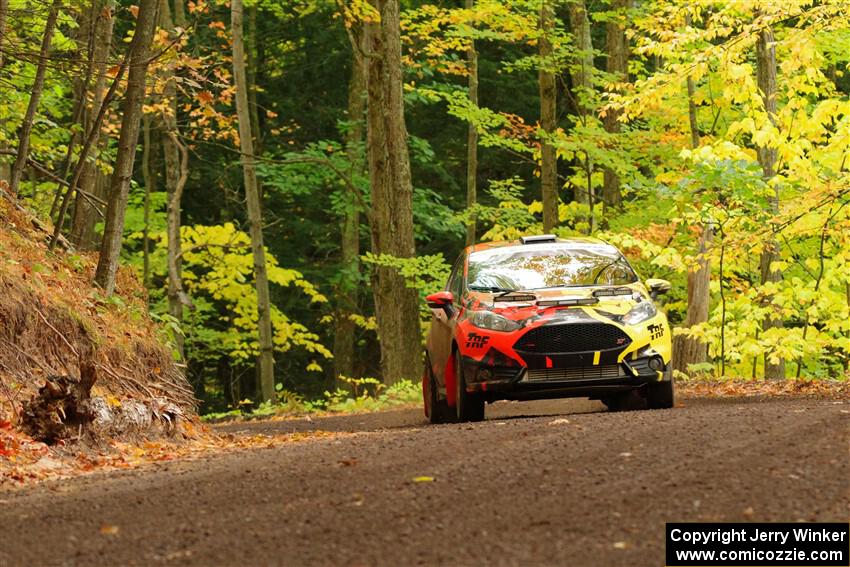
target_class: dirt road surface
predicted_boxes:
[1,396,848,566]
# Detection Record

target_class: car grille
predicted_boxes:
[493,367,522,380]
[525,365,624,382]
[514,323,631,354]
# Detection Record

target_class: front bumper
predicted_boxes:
[460,354,668,402]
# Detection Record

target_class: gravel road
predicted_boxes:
[1,396,848,566]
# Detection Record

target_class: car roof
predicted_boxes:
[466,236,619,257]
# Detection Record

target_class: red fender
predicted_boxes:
[445,352,457,407]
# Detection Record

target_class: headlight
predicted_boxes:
[467,310,521,332]
[622,301,657,325]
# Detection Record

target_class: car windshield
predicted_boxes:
[467,243,638,291]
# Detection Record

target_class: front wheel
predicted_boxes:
[646,367,674,409]
[424,353,453,424]
[602,389,646,412]
[454,355,485,422]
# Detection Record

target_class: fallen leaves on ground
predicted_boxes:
[412,476,435,483]
[0,422,341,489]
[678,379,850,400]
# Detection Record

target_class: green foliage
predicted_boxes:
[201,378,421,421]
[5,0,850,419]
[361,252,451,297]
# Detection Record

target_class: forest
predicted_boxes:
[1,0,848,415]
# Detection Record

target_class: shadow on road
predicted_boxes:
[212,398,608,437]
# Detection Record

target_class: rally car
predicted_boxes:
[423,235,674,423]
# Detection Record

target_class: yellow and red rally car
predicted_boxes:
[423,235,674,423]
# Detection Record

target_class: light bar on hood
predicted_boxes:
[493,293,537,303]
[537,297,599,307]
[520,234,557,244]
[592,287,633,297]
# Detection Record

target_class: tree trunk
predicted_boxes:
[334,29,367,382]
[568,0,594,214]
[465,0,479,245]
[673,52,712,377]
[164,127,188,359]
[568,0,593,113]
[246,4,262,154]
[159,0,188,359]
[233,0,276,401]
[52,12,128,250]
[0,0,9,69]
[0,0,8,181]
[673,227,712,375]
[0,0,8,179]
[601,0,630,212]
[686,66,700,148]
[172,0,185,27]
[9,0,61,195]
[94,0,159,293]
[49,0,96,222]
[366,0,423,386]
[756,24,784,380]
[59,4,95,209]
[141,114,154,284]
[70,0,114,249]
[538,0,557,233]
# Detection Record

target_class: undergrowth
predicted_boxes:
[202,377,420,421]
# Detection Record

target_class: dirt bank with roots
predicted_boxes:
[0,195,196,445]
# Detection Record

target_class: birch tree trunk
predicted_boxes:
[233,0,276,401]
[334,28,367,382]
[538,0,557,233]
[756,24,785,380]
[9,0,61,195]
[94,0,159,293]
[601,0,630,212]
[465,0,478,245]
[366,0,423,386]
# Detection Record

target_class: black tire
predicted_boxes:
[602,389,647,412]
[455,354,485,422]
[424,353,453,424]
[647,367,675,409]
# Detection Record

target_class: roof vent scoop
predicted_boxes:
[520,234,557,245]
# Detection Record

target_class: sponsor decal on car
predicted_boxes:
[465,332,490,349]
[648,322,664,340]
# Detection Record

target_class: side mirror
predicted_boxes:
[426,291,455,317]
[646,278,671,299]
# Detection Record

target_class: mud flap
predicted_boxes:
[445,353,457,407]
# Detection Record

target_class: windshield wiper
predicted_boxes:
[532,283,595,290]
[592,257,627,284]
[469,285,517,294]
